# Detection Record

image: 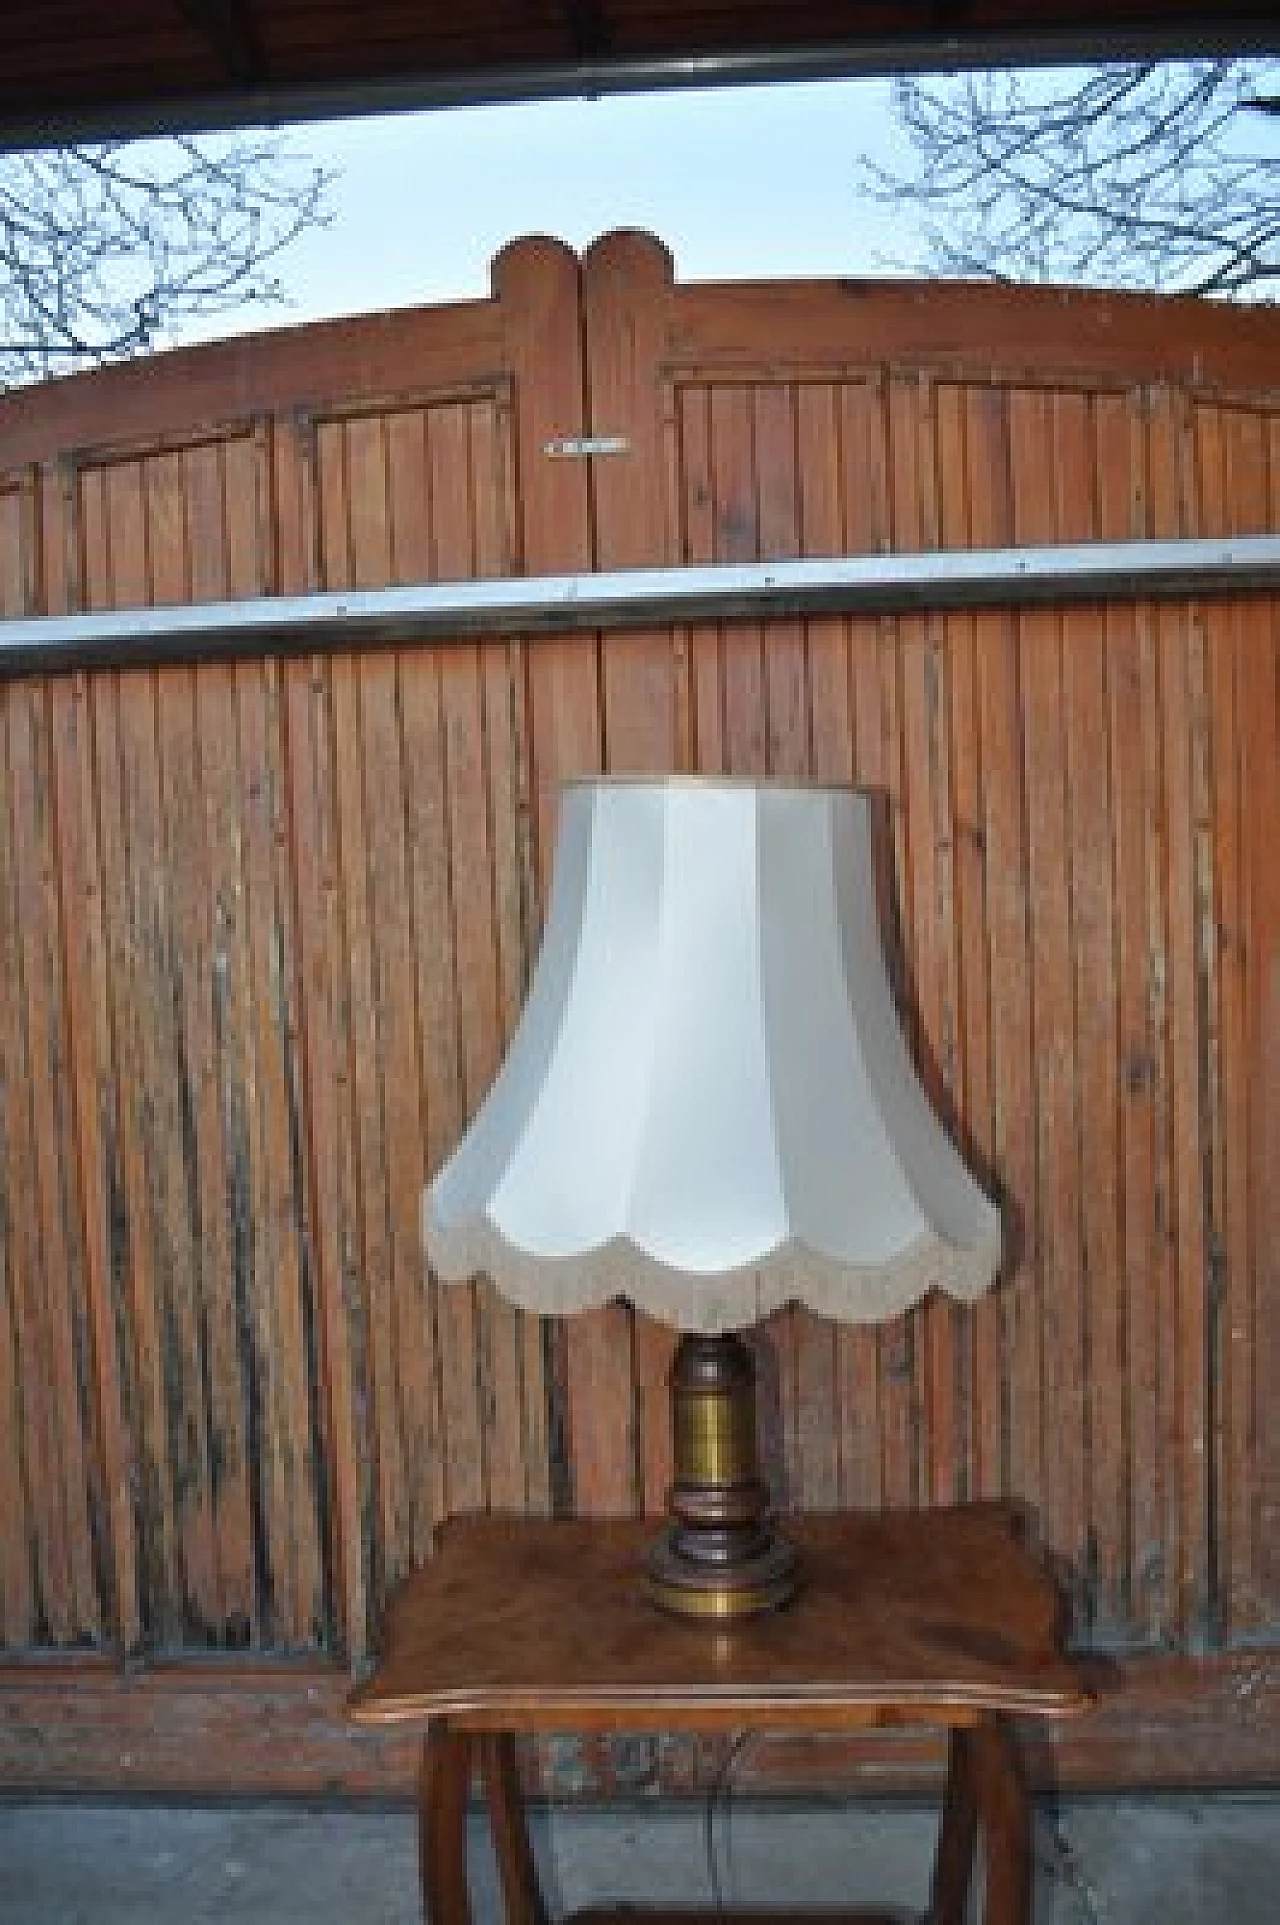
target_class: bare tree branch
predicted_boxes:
[1,135,335,387]
[864,60,1280,300]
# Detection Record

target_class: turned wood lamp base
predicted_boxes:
[645,1332,799,1620]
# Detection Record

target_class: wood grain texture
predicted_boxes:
[350,1511,1087,1727]
[392,1515,1062,1924]
[0,243,1277,1743]
[3,1644,1279,1798]
[583,231,680,1522]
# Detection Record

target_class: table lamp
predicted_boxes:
[425,779,1002,1620]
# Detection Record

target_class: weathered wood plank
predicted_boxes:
[320,413,409,1603]
[937,386,994,1507]
[381,408,451,1561]
[1147,387,1211,1645]
[90,459,187,1647]
[679,385,728,782]
[1009,389,1087,1598]
[966,388,1040,1531]
[837,378,889,1516]
[1083,394,1136,1636]
[195,417,324,1650]
[239,640,324,1645]
[586,232,684,1522]
[792,381,850,1514]
[894,373,964,1511]
[754,379,818,1515]
[146,450,225,1644]
[1208,408,1268,1635]
[495,236,598,1523]
[4,1646,1280,1797]
[1248,420,1280,1613]
[1056,390,1124,1635]
[276,411,372,1660]
[874,381,918,1517]
[184,439,259,1645]
[0,501,38,1641]
[470,394,547,1518]
[428,402,492,1523]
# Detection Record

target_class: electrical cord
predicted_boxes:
[703,1729,755,1914]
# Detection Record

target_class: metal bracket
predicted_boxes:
[542,435,630,459]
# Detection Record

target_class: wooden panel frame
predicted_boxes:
[1,237,1278,1797]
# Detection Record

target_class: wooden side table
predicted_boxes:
[348,1509,1088,1925]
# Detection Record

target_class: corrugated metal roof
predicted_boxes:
[4,1,1278,146]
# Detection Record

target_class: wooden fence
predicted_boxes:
[1,232,1278,1793]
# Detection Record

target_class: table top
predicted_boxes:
[348,1509,1089,1733]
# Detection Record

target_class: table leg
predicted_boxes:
[420,1723,474,1925]
[971,1717,1031,1925]
[478,1732,550,1925]
[929,1726,979,1925]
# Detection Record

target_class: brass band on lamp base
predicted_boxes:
[645,1333,799,1620]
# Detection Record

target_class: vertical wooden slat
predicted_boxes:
[1056,392,1124,1635]
[679,385,727,779]
[754,380,818,1515]
[1147,387,1211,1644]
[877,375,928,1516]
[381,408,450,1559]
[1249,422,1280,1612]
[278,412,372,1661]
[185,440,258,1644]
[87,459,184,1647]
[1207,408,1265,1635]
[0,486,38,1643]
[965,387,1040,1529]
[1086,396,1140,1636]
[348,408,438,1591]
[1107,394,1173,1640]
[375,406,444,1563]
[707,377,786,1489]
[1193,404,1246,1641]
[583,230,682,1520]
[892,373,965,1511]
[468,394,546,1517]
[793,382,850,1514]
[237,642,323,1645]
[188,417,328,1649]
[0,680,55,1640]
[1009,388,1088,1593]
[837,377,889,1515]
[325,415,410,1596]
[73,472,153,1646]
[10,661,100,1641]
[713,385,768,772]
[869,382,915,1516]
[145,450,224,1643]
[495,236,597,1520]
[1130,391,1178,1643]
[755,385,810,784]
[428,403,490,1523]
[1176,389,1215,1645]
[936,386,997,1507]
[0,687,33,1638]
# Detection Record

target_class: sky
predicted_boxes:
[176,77,917,347]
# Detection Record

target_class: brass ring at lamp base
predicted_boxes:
[645,1524,800,1620]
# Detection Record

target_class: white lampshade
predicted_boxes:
[425,779,1001,1333]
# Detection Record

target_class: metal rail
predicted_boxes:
[1,537,1278,679]
[7,28,1280,149]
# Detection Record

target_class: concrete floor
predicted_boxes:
[3,1794,1280,1923]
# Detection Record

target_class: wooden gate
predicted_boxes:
[2,233,1279,1793]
